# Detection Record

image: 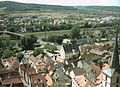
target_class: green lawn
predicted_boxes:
[21,27,113,38]
[21,30,71,36]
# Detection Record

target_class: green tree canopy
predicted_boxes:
[20,35,38,50]
[33,48,44,57]
[0,50,3,58]
[2,49,13,59]
[0,38,3,49]
[71,25,80,39]
[44,43,57,53]
[47,35,64,45]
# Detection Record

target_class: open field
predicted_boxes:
[21,27,113,36]
[21,30,71,40]
[22,30,70,36]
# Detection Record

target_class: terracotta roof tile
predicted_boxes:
[45,74,53,86]
[74,75,88,87]
[2,77,22,85]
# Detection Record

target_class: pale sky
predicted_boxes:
[0,0,120,6]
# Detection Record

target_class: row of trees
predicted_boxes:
[42,34,70,45]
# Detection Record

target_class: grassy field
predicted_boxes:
[21,27,113,36]
[21,30,71,36]
[21,27,113,40]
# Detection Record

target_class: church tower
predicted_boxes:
[102,27,120,87]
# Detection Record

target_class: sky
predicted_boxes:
[0,0,120,6]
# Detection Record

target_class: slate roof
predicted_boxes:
[63,40,79,53]
[84,60,101,74]
[83,60,101,86]
[53,69,71,85]
[58,74,71,84]
[72,67,85,76]
[53,69,64,80]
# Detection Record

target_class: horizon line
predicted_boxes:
[0,0,120,7]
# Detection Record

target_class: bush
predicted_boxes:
[47,34,70,45]
[44,43,57,53]
[20,35,38,50]
[2,49,13,59]
[33,48,44,57]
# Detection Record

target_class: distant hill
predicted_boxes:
[0,1,76,11]
[74,6,120,12]
[0,1,120,12]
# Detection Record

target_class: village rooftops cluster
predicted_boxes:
[0,27,120,87]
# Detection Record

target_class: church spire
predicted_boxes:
[110,27,119,69]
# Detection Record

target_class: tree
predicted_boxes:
[47,35,63,45]
[0,50,3,58]
[52,83,66,87]
[71,25,80,39]
[56,36,63,45]
[44,43,57,53]
[100,29,106,38]
[20,35,38,50]
[3,39,10,49]
[47,35,56,42]
[2,49,13,59]
[33,48,44,57]
[0,38,3,49]
[17,53,24,62]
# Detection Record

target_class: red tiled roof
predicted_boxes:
[0,68,15,74]
[36,64,46,71]
[74,75,88,87]
[45,74,53,86]
[91,64,101,74]
[7,56,16,65]
[20,64,36,74]
[95,73,103,84]
[2,77,22,85]
[7,56,19,68]
[30,74,47,86]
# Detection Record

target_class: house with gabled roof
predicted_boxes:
[70,67,88,87]
[60,39,80,60]
[0,66,23,87]
[52,68,71,86]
